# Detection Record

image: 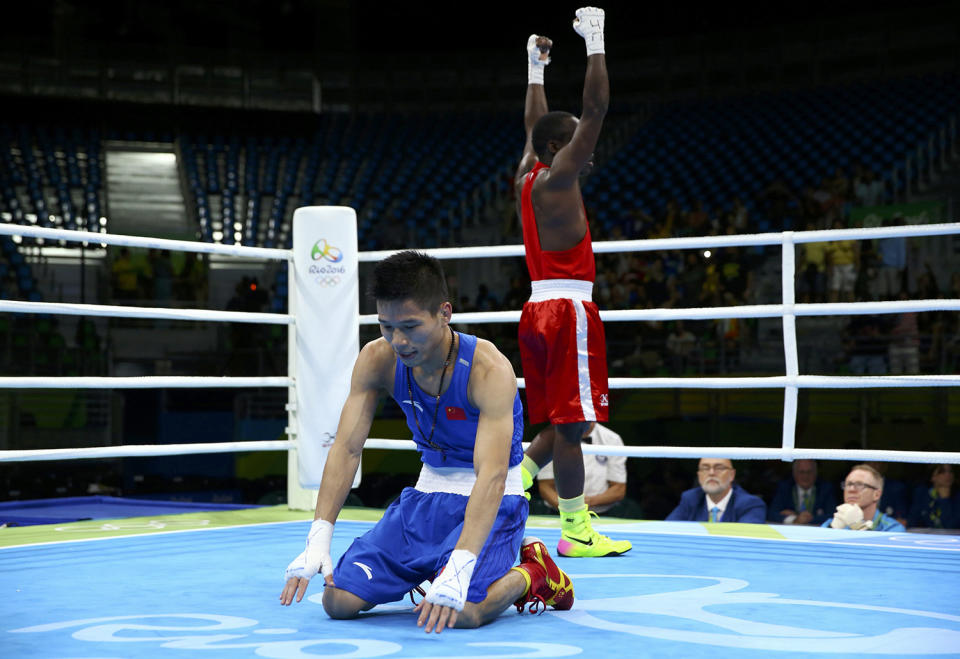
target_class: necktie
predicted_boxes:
[710,506,720,522]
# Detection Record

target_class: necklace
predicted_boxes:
[407,326,455,458]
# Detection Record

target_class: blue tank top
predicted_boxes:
[392,331,524,469]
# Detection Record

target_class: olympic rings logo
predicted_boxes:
[314,275,341,287]
[311,239,343,263]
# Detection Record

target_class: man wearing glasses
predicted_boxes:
[822,464,906,532]
[666,458,766,523]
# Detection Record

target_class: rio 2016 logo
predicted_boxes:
[308,238,346,286]
[311,239,343,263]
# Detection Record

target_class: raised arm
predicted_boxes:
[547,7,609,187]
[517,34,553,179]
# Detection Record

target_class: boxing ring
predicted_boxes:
[2,209,960,657]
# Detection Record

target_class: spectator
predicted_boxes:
[767,459,837,526]
[666,458,766,523]
[729,196,749,233]
[666,320,698,374]
[797,221,828,303]
[151,250,174,304]
[474,284,499,311]
[501,275,528,311]
[658,199,681,237]
[825,219,859,303]
[871,218,907,301]
[944,274,960,371]
[822,464,905,532]
[915,263,941,299]
[611,329,663,375]
[907,464,959,530]
[678,252,706,307]
[686,200,709,236]
[844,314,887,375]
[111,247,139,302]
[827,166,850,202]
[175,252,208,305]
[535,422,631,516]
[866,461,910,527]
[813,178,843,227]
[887,290,920,375]
[643,258,670,308]
[800,186,826,229]
[758,179,797,231]
[854,168,886,207]
[722,247,750,300]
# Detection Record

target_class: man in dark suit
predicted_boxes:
[666,458,766,523]
[768,459,837,526]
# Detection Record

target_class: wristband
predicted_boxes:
[424,549,477,612]
[529,62,545,86]
[527,34,549,86]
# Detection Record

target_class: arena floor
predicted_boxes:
[2,508,959,658]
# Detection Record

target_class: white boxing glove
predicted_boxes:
[830,503,874,531]
[424,549,477,612]
[573,7,605,56]
[527,34,551,85]
[285,519,334,583]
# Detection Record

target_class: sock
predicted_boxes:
[521,455,540,481]
[510,565,533,598]
[558,495,586,514]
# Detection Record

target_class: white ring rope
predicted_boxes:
[4,437,956,465]
[0,440,295,462]
[360,222,960,260]
[0,299,292,324]
[1,220,958,466]
[0,223,291,260]
[604,375,960,389]
[10,373,952,392]
[360,299,960,326]
[359,440,960,464]
[0,376,291,389]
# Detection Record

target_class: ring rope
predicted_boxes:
[24,373,960,391]
[0,440,295,462]
[0,299,293,324]
[0,223,291,260]
[360,222,960,261]
[4,439,958,465]
[359,299,960,327]
[0,376,291,389]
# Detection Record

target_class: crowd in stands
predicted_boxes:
[110,247,209,306]
[495,156,959,376]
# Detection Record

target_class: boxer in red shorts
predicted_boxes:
[515,8,630,557]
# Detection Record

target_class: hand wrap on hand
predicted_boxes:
[527,34,551,85]
[573,7,605,56]
[284,519,334,582]
[424,549,477,612]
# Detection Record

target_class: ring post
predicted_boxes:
[287,207,360,510]
[780,232,799,462]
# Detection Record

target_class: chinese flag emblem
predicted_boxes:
[446,406,466,420]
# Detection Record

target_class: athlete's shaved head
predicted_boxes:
[532,111,576,161]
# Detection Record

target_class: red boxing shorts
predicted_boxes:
[518,279,609,425]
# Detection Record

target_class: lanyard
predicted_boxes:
[407,327,455,461]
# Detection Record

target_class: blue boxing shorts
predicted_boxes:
[331,486,527,605]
